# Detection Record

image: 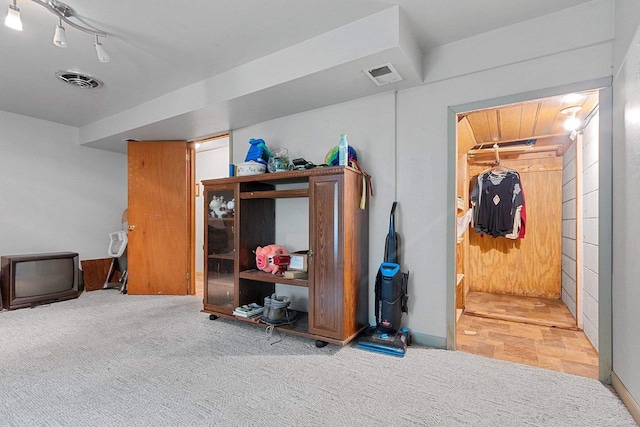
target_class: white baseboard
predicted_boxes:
[612,371,640,425]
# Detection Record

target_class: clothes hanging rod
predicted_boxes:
[467,144,559,164]
[467,144,558,157]
[470,132,568,148]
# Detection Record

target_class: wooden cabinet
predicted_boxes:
[202,166,369,345]
[203,185,236,312]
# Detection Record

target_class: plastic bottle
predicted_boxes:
[338,134,349,166]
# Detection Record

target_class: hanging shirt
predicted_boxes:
[471,168,526,238]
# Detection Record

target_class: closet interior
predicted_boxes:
[455,91,601,377]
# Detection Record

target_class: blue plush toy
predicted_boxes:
[245,138,272,165]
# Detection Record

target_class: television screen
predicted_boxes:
[15,258,75,297]
[1,252,80,310]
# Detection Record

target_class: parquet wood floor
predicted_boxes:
[465,291,577,329]
[457,294,599,378]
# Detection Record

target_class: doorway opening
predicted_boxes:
[454,90,600,378]
[193,134,230,298]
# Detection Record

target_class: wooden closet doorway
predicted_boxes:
[453,91,601,378]
[127,140,195,295]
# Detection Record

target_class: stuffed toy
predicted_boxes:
[226,199,235,216]
[255,244,290,275]
[209,195,227,218]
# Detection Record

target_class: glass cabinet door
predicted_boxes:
[204,186,236,312]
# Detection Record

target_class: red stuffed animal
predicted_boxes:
[255,244,290,275]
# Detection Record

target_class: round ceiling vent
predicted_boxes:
[55,70,104,89]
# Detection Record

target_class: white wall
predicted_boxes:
[195,141,229,273]
[612,3,640,408]
[582,111,600,351]
[561,143,578,319]
[0,110,126,261]
[560,111,600,352]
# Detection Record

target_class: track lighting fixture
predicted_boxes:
[53,18,67,47]
[5,0,110,62]
[4,0,21,31]
[95,35,109,63]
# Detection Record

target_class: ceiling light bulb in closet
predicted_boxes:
[53,21,67,47]
[564,116,581,131]
[562,93,584,104]
[560,105,581,132]
[4,1,21,31]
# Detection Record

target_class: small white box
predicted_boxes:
[288,251,308,271]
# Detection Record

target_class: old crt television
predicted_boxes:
[1,252,81,310]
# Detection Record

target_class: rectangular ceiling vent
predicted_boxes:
[363,63,403,86]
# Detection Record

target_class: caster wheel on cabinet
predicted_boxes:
[209,314,219,320]
[315,340,328,348]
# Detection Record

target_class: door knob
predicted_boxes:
[128,225,136,231]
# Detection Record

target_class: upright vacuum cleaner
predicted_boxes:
[357,201,410,357]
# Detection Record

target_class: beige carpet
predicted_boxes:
[0,291,634,426]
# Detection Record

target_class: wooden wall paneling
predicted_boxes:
[457,117,478,154]
[468,157,563,298]
[466,111,492,144]
[456,118,474,310]
[536,97,563,136]
[499,105,522,142]
[486,110,500,143]
[519,102,540,139]
[456,152,466,310]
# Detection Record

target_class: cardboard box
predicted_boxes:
[284,270,308,279]
[288,251,308,271]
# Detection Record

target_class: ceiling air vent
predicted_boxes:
[55,70,104,89]
[363,63,402,86]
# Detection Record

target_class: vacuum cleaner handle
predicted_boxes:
[389,201,397,236]
[401,271,409,313]
[384,201,398,264]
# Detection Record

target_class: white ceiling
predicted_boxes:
[0,0,593,152]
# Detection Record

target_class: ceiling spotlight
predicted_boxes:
[95,35,109,63]
[561,106,582,131]
[4,0,22,31]
[10,0,112,63]
[53,19,67,47]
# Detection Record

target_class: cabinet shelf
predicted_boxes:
[207,217,234,223]
[232,311,309,335]
[239,269,308,287]
[207,272,234,285]
[240,188,309,199]
[208,252,235,260]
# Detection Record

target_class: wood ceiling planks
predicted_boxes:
[460,90,599,158]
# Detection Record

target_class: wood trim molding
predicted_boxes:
[612,371,640,425]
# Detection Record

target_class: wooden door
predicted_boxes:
[127,141,193,295]
[308,174,343,339]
